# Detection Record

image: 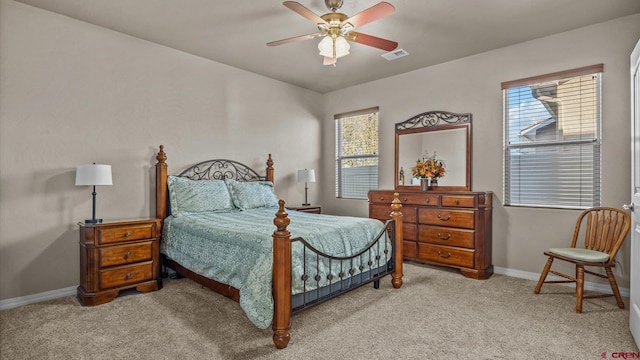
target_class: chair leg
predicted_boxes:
[576,265,584,313]
[605,267,625,309]
[534,257,554,294]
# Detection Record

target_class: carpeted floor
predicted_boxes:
[1,262,637,360]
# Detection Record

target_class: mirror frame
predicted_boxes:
[394,110,472,191]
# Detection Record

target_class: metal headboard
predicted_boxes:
[177,159,266,182]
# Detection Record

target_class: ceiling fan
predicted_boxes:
[267,0,398,66]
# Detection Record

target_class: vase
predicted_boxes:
[431,177,438,188]
[420,178,428,191]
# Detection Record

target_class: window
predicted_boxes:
[335,107,379,199]
[503,64,602,209]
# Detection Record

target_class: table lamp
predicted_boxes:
[76,163,112,224]
[297,169,316,206]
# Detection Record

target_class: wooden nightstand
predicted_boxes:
[286,205,321,214]
[77,219,162,306]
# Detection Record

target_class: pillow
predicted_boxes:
[167,176,235,216]
[225,179,279,210]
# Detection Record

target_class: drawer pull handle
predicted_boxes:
[125,273,132,280]
[437,233,451,240]
[437,214,451,221]
[437,251,451,259]
[425,198,430,204]
[123,232,132,238]
[379,196,385,201]
[124,251,131,259]
[403,198,407,202]
[455,200,460,205]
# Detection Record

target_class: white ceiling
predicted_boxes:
[15,0,640,93]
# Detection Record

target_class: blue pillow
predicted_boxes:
[225,179,279,210]
[167,176,235,216]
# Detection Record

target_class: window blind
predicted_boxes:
[503,65,602,209]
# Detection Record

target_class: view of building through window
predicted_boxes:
[503,65,601,209]
[335,108,379,199]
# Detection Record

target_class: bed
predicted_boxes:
[154,145,403,348]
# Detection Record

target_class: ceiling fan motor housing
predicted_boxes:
[325,0,343,12]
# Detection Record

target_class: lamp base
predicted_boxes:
[301,203,310,206]
[85,219,103,224]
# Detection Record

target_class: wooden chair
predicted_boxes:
[534,207,631,313]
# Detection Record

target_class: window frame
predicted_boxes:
[502,64,603,209]
[335,107,380,200]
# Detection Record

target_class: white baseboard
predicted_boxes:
[0,286,77,311]
[0,267,631,310]
[494,266,630,298]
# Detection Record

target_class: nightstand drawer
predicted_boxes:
[98,224,155,244]
[100,262,153,289]
[99,242,153,267]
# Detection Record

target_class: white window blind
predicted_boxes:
[335,108,379,199]
[503,64,602,209]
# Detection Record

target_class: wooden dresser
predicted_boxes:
[78,219,162,305]
[369,190,493,279]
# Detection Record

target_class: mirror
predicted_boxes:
[395,111,471,191]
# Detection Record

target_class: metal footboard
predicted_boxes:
[291,220,396,313]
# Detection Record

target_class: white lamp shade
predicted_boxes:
[75,164,113,186]
[318,36,334,57]
[333,36,350,58]
[297,169,316,183]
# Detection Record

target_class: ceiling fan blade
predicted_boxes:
[267,33,323,47]
[349,32,398,51]
[283,1,328,25]
[323,56,337,66]
[342,2,395,28]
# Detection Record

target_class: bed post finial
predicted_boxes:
[266,154,275,183]
[156,145,168,222]
[390,192,404,289]
[156,145,167,163]
[272,199,291,349]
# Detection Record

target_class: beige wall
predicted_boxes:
[0,0,323,300]
[321,14,640,288]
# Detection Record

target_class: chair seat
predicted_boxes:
[548,248,610,263]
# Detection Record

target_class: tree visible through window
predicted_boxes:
[335,108,379,199]
[503,64,602,209]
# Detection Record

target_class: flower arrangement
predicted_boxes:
[411,152,446,179]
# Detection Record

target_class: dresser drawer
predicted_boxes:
[418,243,475,268]
[99,242,153,267]
[418,208,475,229]
[369,191,396,204]
[441,195,476,208]
[418,225,474,248]
[404,223,417,241]
[370,204,416,223]
[397,193,439,207]
[98,223,155,245]
[100,262,153,289]
[404,240,417,260]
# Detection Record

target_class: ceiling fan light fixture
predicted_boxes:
[318,36,350,59]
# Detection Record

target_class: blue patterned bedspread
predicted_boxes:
[160,207,389,329]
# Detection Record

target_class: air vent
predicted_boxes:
[382,49,409,61]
